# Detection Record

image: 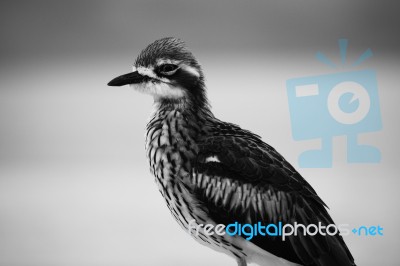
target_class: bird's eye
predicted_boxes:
[159,64,179,75]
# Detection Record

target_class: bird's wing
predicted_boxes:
[191,124,355,266]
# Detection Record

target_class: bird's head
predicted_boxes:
[108,37,207,107]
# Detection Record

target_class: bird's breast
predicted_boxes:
[144,110,212,234]
[145,110,200,194]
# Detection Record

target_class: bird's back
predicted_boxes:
[193,118,356,266]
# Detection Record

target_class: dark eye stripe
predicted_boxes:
[158,64,179,75]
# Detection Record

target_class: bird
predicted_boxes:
[108,37,356,266]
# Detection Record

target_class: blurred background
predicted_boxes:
[0,1,399,265]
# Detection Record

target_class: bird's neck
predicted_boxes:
[152,78,210,114]
[147,99,212,137]
[152,94,213,123]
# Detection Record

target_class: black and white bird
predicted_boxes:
[108,37,356,266]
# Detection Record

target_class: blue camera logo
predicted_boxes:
[286,39,382,168]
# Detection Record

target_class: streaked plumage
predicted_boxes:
[108,37,356,266]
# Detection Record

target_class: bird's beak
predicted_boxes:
[107,71,144,86]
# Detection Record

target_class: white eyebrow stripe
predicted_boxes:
[156,58,181,66]
[181,65,200,77]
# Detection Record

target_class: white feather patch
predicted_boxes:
[205,156,220,163]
